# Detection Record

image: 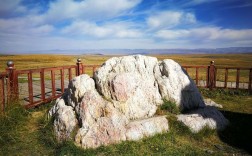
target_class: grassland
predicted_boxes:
[0,89,251,155]
[0,53,251,155]
[1,53,252,71]
[1,54,251,82]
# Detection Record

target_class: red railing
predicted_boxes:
[15,65,78,108]
[183,61,252,90]
[0,59,251,112]
[0,59,100,112]
[182,65,209,87]
[215,66,252,90]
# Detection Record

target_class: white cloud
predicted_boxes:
[0,0,25,13]
[0,0,142,40]
[147,11,196,29]
[62,21,112,38]
[156,29,190,39]
[1,27,252,52]
[155,27,252,42]
[1,0,252,52]
[62,21,142,38]
[0,33,155,52]
[183,0,219,6]
[0,0,20,11]
[115,29,141,38]
[0,0,30,18]
[30,25,55,34]
[0,17,54,35]
[44,0,142,22]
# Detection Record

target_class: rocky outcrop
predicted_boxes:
[49,55,228,149]
[49,73,168,149]
[94,55,205,112]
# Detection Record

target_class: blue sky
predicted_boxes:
[0,0,252,53]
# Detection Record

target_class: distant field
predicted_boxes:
[1,53,252,71]
[0,54,252,82]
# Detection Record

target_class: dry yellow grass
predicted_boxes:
[1,54,252,70]
[1,54,251,82]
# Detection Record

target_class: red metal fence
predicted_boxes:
[0,59,251,112]
[183,61,252,90]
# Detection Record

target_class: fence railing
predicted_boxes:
[0,59,251,113]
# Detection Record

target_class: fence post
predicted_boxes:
[6,61,18,103]
[249,68,252,94]
[76,58,82,76]
[208,61,216,90]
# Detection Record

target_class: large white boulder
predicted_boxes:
[94,55,205,112]
[49,55,228,149]
[49,73,169,149]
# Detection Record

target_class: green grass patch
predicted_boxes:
[160,99,180,114]
[200,88,252,113]
[0,103,29,145]
[0,89,251,155]
[0,102,56,155]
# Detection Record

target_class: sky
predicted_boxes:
[0,0,252,53]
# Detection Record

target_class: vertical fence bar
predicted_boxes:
[60,68,64,93]
[208,61,215,90]
[51,69,56,98]
[28,71,33,104]
[196,67,199,86]
[206,67,209,88]
[40,69,45,101]
[236,68,240,89]
[15,72,18,99]
[83,65,86,74]
[92,66,95,77]
[75,66,77,76]
[69,68,72,82]
[6,73,10,105]
[249,68,252,93]
[76,58,82,76]
[224,68,228,88]
[6,61,18,103]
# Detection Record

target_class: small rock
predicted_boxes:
[204,98,223,108]
[214,144,225,151]
[177,106,229,133]
[205,149,214,154]
[125,116,169,141]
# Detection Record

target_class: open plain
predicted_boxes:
[0,53,252,155]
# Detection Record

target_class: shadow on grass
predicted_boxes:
[218,110,252,154]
